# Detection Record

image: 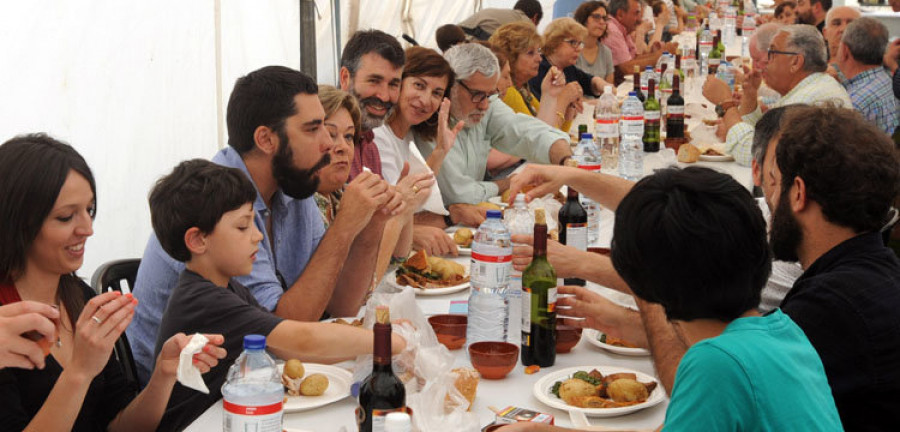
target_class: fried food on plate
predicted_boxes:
[453,227,474,247]
[396,250,470,289]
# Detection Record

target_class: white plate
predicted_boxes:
[487,196,509,208]
[582,329,650,357]
[278,363,353,413]
[699,153,734,162]
[388,268,471,296]
[443,232,472,255]
[533,366,665,417]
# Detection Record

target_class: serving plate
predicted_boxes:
[278,363,353,413]
[582,329,650,357]
[699,153,735,162]
[533,366,665,418]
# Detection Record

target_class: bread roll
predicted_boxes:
[677,143,701,163]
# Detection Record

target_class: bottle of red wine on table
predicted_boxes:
[558,164,588,286]
[358,306,406,432]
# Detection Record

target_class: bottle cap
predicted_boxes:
[514,193,527,205]
[628,91,636,96]
[580,133,593,140]
[375,305,391,324]
[486,209,503,219]
[243,334,266,350]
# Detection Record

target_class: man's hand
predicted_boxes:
[448,203,487,227]
[507,164,575,204]
[702,75,732,105]
[556,286,640,343]
[412,225,459,256]
[336,171,391,234]
[664,41,680,54]
[511,234,587,278]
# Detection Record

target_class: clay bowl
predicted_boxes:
[555,325,583,354]
[428,314,467,350]
[469,341,519,379]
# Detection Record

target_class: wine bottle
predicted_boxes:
[708,34,722,76]
[558,184,587,286]
[521,208,557,367]
[632,65,644,102]
[358,306,406,432]
[642,79,661,153]
[665,74,685,151]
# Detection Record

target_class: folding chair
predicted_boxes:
[90,259,142,394]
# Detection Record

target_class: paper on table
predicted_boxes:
[177,333,210,394]
[407,141,449,216]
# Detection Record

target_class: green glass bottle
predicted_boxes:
[708,34,722,76]
[643,79,660,152]
[521,208,557,367]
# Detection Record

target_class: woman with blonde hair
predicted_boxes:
[529,17,612,100]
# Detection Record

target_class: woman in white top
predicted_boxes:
[574,1,615,88]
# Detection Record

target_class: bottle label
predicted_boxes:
[577,163,602,172]
[667,105,684,116]
[223,401,283,432]
[645,110,660,121]
[548,287,558,313]
[564,224,587,251]
[595,118,619,138]
[521,289,532,336]
[709,58,720,66]
[471,247,512,289]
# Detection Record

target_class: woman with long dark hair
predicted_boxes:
[0,134,224,432]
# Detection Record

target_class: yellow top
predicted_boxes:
[500,87,573,133]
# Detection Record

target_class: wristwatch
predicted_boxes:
[715,100,738,118]
[444,214,454,227]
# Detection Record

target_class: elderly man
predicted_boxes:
[835,18,898,135]
[795,0,830,33]
[129,67,400,386]
[822,6,859,66]
[458,0,543,41]
[703,22,782,143]
[339,29,405,180]
[415,43,572,209]
[604,0,677,80]
[505,105,900,431]
[703,24,850,166]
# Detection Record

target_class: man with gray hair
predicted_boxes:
[822,6,860,66]
[415,43,573,210]
[834,17,898,135]
[706,24,850,166]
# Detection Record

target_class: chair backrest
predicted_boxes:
[90,258,141,394]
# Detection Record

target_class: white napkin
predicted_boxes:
[407,141,449,216]
[177,333,210,394]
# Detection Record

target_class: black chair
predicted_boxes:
[91,259,142,395]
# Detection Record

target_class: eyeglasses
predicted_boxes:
[563,39,585,49]
[590,13,608,21]
[766,49,800,61]
[456,80,499,104]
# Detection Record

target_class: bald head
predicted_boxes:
[750,23,784,72]
[823,6,860,59]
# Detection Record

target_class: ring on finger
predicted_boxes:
[412,185,420,193]
[91,315,103,324]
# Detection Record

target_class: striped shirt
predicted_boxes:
[843,67,898,136]
[725,73,852,166]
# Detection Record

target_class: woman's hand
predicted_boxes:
[394,163,435,213]
[427,98,465,176]
[541,66,567,99]
[155,333,226,377]
[0,301,59,369]
[69,292,136,380]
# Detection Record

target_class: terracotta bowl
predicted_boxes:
[555,325,583,353]
[468,341,519,379]
[428,314,467,350]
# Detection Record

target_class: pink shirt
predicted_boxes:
[602,17,637,66]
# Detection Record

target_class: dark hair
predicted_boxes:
[774,1,796,19]
[149,159,258,262]
[514,0,544,23]
[0,134,97,330]
[811,0,832,11]
[226,66,318,154]
[574,1,610,40]
[776,105,900,233]
[436,24,467,53]
[608,0,635,18]
[611,167,771,321]
[651,1,666,17]
[751,105,799,169]
[842,17,888,66]
[340,29,405,76]
[393,46,456,141]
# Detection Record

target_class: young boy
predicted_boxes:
[148,159,405,430]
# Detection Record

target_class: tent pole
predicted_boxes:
[300,0,317,79]
[332,0,342,85]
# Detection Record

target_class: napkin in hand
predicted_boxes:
[407,141,448,216]
[177,333,210,394]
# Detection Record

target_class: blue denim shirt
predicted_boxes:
[127,147,325,386]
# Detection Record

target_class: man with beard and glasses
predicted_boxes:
[339,29,405,181]
[504,105,900,430]
[128,66,403,387]
[414,42,573,219]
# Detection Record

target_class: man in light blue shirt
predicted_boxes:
[128,66,397,386]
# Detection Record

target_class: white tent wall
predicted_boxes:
[0,0,559,281]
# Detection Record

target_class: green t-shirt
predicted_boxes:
[663,309,843,431]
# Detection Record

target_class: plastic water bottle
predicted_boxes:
[724,7,737,46]
[594,85,620,173]
[468,210,512,347]
[222,335,283,432]
[699,25,713,76]
[741,14,756,58]
[503,195,533,346]
[619,92,644,181]
[573,133,602,244]
[717,61,735,91]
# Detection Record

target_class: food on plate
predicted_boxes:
[450,367,480,411]
[701,147,725,156]
[597,333,640,349]
[702,117,719,126]
[477,201,503,211]
[284,359,305,379]
[453,227,474,248]
[332,317,363,327]
[549,369,656,408]
[395,250,470,289]
[677,143,701,163]
[299,373,330,396]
